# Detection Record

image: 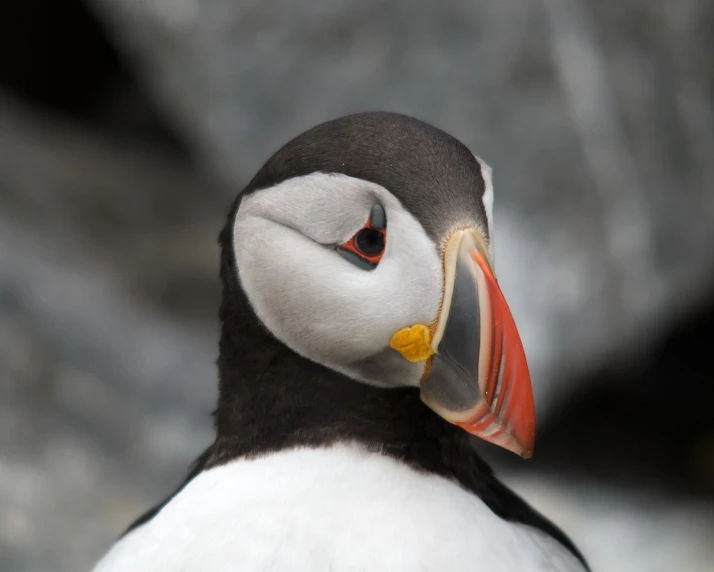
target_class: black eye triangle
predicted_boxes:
[370,204,386,230]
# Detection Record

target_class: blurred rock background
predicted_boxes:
[1,0,712,570]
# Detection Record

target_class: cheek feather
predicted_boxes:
[232,173,443,387]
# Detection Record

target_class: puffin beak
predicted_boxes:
[421,229,536,458]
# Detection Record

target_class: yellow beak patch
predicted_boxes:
[389,324,434,363]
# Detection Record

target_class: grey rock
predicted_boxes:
[0,94,218,570]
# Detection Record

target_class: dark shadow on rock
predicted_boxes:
[492,286,714,499]
[0,0,189,158]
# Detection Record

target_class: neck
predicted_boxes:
[212,274,458,470]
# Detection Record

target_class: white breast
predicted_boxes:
[92,444,585,572]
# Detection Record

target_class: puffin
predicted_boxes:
[92,112,589,572]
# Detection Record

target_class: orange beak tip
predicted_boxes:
[520,437,535,460]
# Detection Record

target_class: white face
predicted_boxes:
[232,172,445,388]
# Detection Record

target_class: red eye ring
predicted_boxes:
[338,206,387,267]
[340,225,386,265]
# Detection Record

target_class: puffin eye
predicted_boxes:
[337,204,387,271]
[354,228,385,256]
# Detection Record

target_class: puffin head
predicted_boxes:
[223,112,535,458]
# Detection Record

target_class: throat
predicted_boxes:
[212,275,452,469]
[212,328,439,467]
